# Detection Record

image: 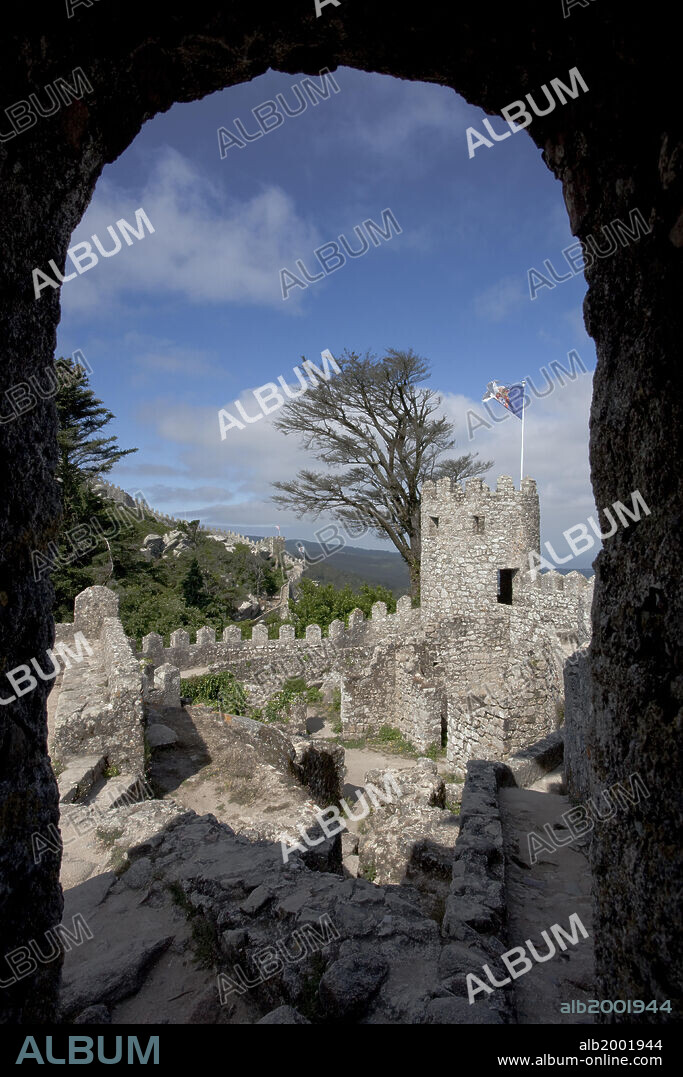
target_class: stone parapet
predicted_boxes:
[53,588,145,777]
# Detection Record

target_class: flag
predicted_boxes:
[482,380,526,419]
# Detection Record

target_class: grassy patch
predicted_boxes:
[336,724,428,759]
[103,763,121,778]
[181,671,249,716]
[336,736,368,750]
[190,915,221,968]
[359,861,377,882]
[421,743,446,761]
[256,676,322,724]
[375,725,418,757]
[109,845,130,876]
[95,826,124,847]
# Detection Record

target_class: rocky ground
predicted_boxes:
[46,679,595,1024]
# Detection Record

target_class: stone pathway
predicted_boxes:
[498,767,595,1024]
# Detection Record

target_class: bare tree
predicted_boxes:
[272,348,492,597]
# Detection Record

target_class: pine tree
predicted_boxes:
[272,348,492,598]
[55,357,137,532]
[181,558,208,609]
[51,358,138,615]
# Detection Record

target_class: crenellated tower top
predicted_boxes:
[420,475,540,617]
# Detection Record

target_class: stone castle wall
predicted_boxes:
[563,645,594,802]
[133,476,594,772]
[140,596,418,669]
[420,475,541,618]
[53,588,145,776]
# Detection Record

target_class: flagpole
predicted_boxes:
[520,380,526,486]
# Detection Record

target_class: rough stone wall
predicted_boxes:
[441,759,517,1023]
[291,739,345,809]
[53,593,145,776]
[505,729,564,789]
[72,584,119,638]
[441,737,567,1018]
[99,617,145,774]
[340,643,396,740]
[447,700,507,780]
[157,558,585,766]
[421,476,541,618]
[517,570,595,643]
[436,603,563,774]
[393,643,445,751]
[503,610,566,754]
[563,646,594,804]
[336,637,443,751]
[1,1,677,1021]
[144,595,418,668]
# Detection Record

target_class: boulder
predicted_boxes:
[356,761,460,915]
[236,599,260,619]
[318,955,388,1021]
[140,534,164,559]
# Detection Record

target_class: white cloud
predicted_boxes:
[473,275,528,322]
[110,362,599,566]
[334,74,466,158]
[58,147,321,316]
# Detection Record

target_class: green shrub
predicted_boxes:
[283,676,307,694]
[180,671,249,716]
[288,579,397,637]
[254,677,322,724]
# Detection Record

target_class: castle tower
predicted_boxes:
[420,475,540,618]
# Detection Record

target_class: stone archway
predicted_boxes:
[1,3,679,1022]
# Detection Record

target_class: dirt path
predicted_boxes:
[498,767,595,1024]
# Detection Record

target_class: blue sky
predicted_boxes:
[55,66,598,567]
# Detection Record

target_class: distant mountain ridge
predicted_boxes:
[99,482,592,595]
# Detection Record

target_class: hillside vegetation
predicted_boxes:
[54,509,285,644]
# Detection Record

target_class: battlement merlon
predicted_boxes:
[421,474,538,503]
